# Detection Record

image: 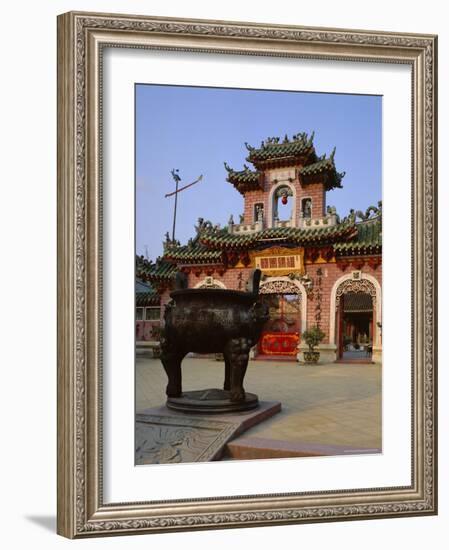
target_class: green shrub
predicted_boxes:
[301,325,325,352]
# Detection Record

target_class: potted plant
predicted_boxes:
[301,325,325,364]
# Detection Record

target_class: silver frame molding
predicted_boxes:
[57,11,438,538]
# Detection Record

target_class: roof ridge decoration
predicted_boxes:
[245,131,315,152]
[244,131,316,166]
[224,161,263,194]
[195,217,222,235]
[224,161,259,176]
[341,201,382,225]
[334,204,382,256]
[354,201,382,222]
[163,231,181,253]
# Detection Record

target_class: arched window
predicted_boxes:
[272,185,294,224]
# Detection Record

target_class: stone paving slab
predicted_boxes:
[136,357,382,451]
[136,401,281,464]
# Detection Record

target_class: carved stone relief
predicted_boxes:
[260,279,303,296]
[135,414,239,464]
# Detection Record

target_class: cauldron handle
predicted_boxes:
[246,268,262,295]
[174,271,188,290]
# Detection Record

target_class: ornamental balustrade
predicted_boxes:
[228,214,338,234]
[297,213,338,229]
[227,220,263,235]
[273,218,293,228]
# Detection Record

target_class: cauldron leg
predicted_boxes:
[160,350,185,398]
[225,338,251,402]
[223,355,231,391]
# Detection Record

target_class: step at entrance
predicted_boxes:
[225,436,380,460]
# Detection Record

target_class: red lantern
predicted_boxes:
[281,195,288,205]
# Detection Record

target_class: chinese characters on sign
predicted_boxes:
[253,247,305,277]
[314,267,323,328]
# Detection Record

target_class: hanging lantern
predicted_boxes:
[281,194,288,205]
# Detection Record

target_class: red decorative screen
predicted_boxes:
[259,332,299,356]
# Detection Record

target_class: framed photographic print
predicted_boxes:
[57,11,437,538]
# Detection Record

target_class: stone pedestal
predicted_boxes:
[166,388,259,413]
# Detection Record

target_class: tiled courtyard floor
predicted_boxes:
[136,357,382,450]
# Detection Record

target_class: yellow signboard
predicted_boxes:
[250,247,305,277]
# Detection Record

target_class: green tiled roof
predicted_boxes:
[198,222,358,251]
[151,222,362,265]
[245,132,315,164]
[299,150,345,189]
[164,245,224,264]
[224,162,263,194]
[135,280,159,306]
[238,133,344,189]
[334,218,382,255]
[136,280,152,293]
[136,255,178,281]
[137,206,381,270]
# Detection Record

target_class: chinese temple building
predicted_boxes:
[136,132,382,363]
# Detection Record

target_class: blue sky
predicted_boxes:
[136,84,382,260]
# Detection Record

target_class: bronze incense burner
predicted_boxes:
[160,269,268,411]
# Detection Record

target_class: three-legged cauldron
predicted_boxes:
[160,269,268,413]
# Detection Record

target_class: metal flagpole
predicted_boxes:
[167,169,203,242]
[171,170,180,241]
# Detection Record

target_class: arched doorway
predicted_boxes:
[339,292,374,360]
[258,278,306,359]
[331,276,379,361]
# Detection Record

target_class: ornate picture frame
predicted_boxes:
[57,11,437,538]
